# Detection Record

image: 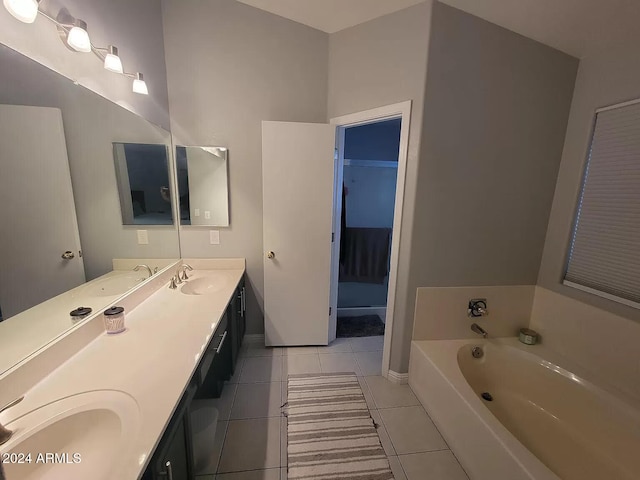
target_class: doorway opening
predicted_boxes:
[329,101,411,378]
[335,119,401,337]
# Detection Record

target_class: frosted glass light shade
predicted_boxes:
[67,20,91,53]
[132,73,148,95]
[104,46,123,73]
[3,0,39,23]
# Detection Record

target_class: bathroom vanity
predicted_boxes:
[0,259,246,480]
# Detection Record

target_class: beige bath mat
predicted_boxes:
[285,372,394,479]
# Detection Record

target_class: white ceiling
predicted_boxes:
[236,0,640,59]
[235,0,426,34]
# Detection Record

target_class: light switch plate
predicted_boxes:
[209,230,220,245]
[204,211,211,220]
[194,208,200,217]
[137,230,149,245]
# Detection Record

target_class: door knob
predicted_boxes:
[61,251,75,260]
[266,251,275,259]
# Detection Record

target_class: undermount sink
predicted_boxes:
[2,390,140,480]
[180,275,227,295]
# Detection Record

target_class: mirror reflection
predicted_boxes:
[113,142,174,225]
[0,43,179,375]
[176,146,230,226]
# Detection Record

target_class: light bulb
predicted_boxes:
[103,45,123,73]
[66,19,91,53]
[3,0,39,23]
[132,72,148,95]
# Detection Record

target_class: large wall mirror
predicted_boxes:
[176,145,230,226]
[0,43,180,375]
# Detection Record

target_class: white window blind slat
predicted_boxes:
[564,99,640,307]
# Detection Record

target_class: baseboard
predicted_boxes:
[244,334,265,345]
[386,369,409,384]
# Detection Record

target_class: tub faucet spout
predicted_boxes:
[471,323,488,338]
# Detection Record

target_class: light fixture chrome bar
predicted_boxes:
[18,5,147,93]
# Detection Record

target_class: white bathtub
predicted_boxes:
[408,338,640,480]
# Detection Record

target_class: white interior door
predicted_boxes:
[262,121,336,346]
[0,105,85,319]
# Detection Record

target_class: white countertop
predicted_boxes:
[0,261,245,480]
[0,261,177,376]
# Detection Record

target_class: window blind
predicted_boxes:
[564,99,640,307]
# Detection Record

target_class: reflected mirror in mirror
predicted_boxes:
[113,143,174,225]
[0,43,179,376]
[176,146,230,226]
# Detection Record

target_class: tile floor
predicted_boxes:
[195,336,469,480]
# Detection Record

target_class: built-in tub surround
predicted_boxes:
[0,258,245,479]
[409,339,640,480]
[412,285,536,341]
[530,287,640,400]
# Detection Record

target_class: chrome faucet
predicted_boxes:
[471,323,488,338]
[133,264,153,278]
[0,396,24,445]
[179,264,194,281]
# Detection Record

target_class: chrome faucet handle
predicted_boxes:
[180,264,194,281]
[468,299,488,318]
[134,264,153,278]
[0,396,24,446]
[169,276,178,289]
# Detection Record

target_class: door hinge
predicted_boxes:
[329,307,332,316]
[331,232,335,243]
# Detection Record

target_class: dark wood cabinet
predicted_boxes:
[229,279,246,373]
[143,276,245,480]
[196,312,230,398]
[143,382,196,480]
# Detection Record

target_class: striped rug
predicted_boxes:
[285,373,394,480]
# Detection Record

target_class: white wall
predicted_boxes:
[162,0,328,334]
[0,0,170,129]
[537,42,640,323]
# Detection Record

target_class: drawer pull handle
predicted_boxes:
[163,461,173,480]
[216,331,228,354]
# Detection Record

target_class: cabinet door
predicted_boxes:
[144,382,196,480]
[197,314,230,398]
[155,417,190,480]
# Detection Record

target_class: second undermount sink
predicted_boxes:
[1,390,140,480]
[180,275,228,295]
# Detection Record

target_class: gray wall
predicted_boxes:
[0,0,170,129]
[328,0,433,372]
[162,0,328,334]
[395,2,578,371]
[538,42,640,322]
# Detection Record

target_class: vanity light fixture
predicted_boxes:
[131,72,148,95]
[102,45,124,73]
[3,0,39,24]
[66,19,91,52]
[3,3,150,95]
